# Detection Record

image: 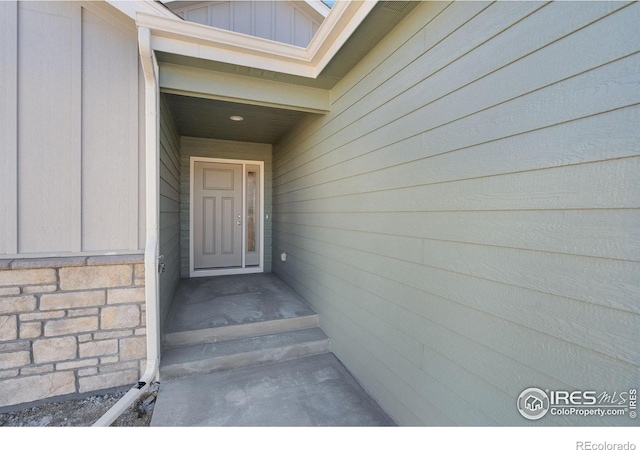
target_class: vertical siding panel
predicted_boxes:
[184,7,208,26]
[253,1,273,41]
[81,8,138,251]
[274,1,293,45]
[17,2,81,253]
[0,1,18,255]
[293,9,311,48]
[232,1,251,36]
[128,26,140,251]
[209,2,230,30]
[168,1,322,48]
[70,4,81,251]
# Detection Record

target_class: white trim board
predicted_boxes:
[135,0,378,79]
[189,156,265,278]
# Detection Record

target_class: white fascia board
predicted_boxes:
[149,33,317,78]
[138,13,316,77]
[140,13,309,60]
[308,0,377,73]
[135,0,378,79]
[106,0,177,20]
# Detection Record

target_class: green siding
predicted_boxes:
[272,1,640,425]
[159,95,182,333]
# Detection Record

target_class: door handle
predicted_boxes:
[237,221,242,226]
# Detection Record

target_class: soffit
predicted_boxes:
[163,93,312,144]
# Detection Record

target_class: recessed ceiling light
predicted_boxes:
[230,115,244,121]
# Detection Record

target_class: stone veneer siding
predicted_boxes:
[0,255,147,408]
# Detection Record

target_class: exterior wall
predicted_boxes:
[0,2,147,408]
[0,1,143,258]
[179,137,273,277]
[272,2,640,425]
[168,1,323,48]
[0,257,146,408]
[159,96,182,333]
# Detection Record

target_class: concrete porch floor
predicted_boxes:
[165,273,317,334]
[153,274,394,426]
[151,352,394,426]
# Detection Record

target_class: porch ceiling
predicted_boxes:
[163,93,314,144]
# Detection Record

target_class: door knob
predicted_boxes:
[237,221,242,225]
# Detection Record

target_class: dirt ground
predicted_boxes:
[0,382,160,427]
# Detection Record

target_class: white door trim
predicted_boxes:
[189,156,264,277]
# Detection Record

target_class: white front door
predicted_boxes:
[191,158,263,275]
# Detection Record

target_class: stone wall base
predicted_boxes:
[0,255,147,408]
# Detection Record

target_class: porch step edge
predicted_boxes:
[159,328,330,380]
[163,314,319,349]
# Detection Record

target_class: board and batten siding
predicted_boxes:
[168,0,323,48]
[272,1,640,425]
[159,95,182,332]
[0,1,143,257]
[179,137,273,277]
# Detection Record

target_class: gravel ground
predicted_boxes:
[0,382,160,427]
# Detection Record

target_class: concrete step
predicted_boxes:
[160,327,330,380]
[163,314,319,349]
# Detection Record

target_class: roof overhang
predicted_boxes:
[132,0,378,79]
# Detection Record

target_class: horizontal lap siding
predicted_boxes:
[159,96,182,333]
[272,1,640,425]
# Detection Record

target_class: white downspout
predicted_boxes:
[93,26,160,427]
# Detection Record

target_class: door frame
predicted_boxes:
[189,156,265,277]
